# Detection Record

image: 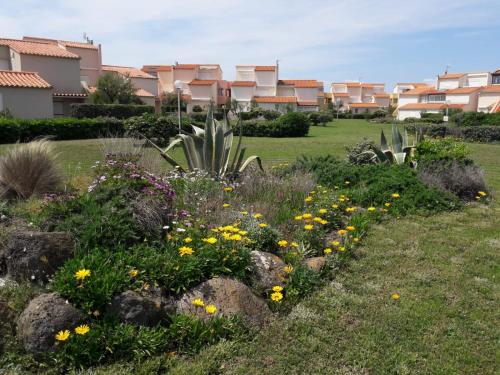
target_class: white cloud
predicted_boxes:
[1,0,498,84]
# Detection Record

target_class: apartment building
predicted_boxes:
[391,82,432,107]
[141,63,231,111]
[330,82,389,113]
[0,37,87,117]
[231,64,321,112]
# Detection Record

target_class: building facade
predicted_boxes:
[330,82,389,113]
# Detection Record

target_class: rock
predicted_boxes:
[176,277,271,327]
[3,231,74,282]
[108,288,172,326]
[304,256,327,272]
[17,293,84,354]
[249,251,286,291]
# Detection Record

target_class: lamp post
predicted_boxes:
[174,80,183,134]
[444,99,450,122]
[335,99,342,120]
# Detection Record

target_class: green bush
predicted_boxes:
[405,124,500,143]
[0,117,124,144]
[71,103,154,119]
[240,108,281,121]
[460,112,500,126]
[240,112,310,137]
[124,113,178,147]
[307,111,334,126]
[189,111,224,122]
[415,138,470,162]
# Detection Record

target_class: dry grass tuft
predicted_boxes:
[0,139,62,199]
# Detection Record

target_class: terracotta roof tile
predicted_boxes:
[255,66,276,71]
[254,96,296,103]
[332,93,350,97]
[373,93,390,97]
[23,36,98,50]
[0,38,80,59]
[0,70,52,89]
[135,88,155,97]
[278,80,319,88]
[189,80,216,86]
[297,101,318,106]
[102,65,156,79]
[398,103,465,110]
[438,73,465,80]
[231,81,256,87]
[174,64,198,70]
[446,87,481,94]
[349,103,381,108]
[400,87,444,96]
[481,85,500,93]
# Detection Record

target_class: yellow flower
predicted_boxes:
[75,269,91,281]
[346,226,355,231]
[192,298,204,307]
[313,217,323,223]
[259,223,268,228]
[338,246,345,252]
[238,230,248,236]
[205,304,217,314]
[324,248,332,254]
[344,181,350,185]
[223,187,233,192]
[338,229,347,235]
[272,285,283,292]
[478,191,487,197]
[128,269,138,278]
[291,241,299,248]
[229,234,242,241]
[384,202,391,207]
[305,196,313,203]
[367,207,376,212]
[284,265,294,274]
[55,330,70,341]
[331,240,340,247]
[179,246,194,256]
[331,204,339,209]
[278,240,288,247]
[353,237,360,243]
[319,219,328,225]
[222,203,231,208]
[271,291,283,302]
[253,213,263,219]
[304,224,314,230]
[203,237,218,244]
[294,215,303,221]
[339,198,345,203]
[318,208,328,214]
[240,211,249,215]
[184,237,193,243]
[391,293,400,300]
[302,213,313,220]
[222,232,232,240]
[391,193,400,198]
[75,324,90,335]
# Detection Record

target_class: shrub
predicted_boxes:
[406,124,500,143]
[239,108,281,121]
[189,111,224,122]
[71,104,154,119]
[242,112,310,137]
[346,139,382,165]
[192,105,203,112]
[124,113,178,147]
[415,138,470,163]
[460,112,500,127]
[421,112,444,123]
[0,117,124,144]
[417,160,488,201]
[308,111,334,126]
[0,139,62,199]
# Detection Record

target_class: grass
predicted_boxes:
[1,119,499,374]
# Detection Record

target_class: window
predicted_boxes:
[218,88,223,96]
[428,94,445,102]
[492,75,500,85]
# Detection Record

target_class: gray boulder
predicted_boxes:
[108,288,173,326]
[176,277,271,327]
[249,250,286,291]
[2,231,74,282]
[17,293,84,354]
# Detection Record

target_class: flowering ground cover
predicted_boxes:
[0,119,498,374]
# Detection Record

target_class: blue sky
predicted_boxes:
[1,0,499,90]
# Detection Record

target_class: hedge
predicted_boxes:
[240,112,310,137]
[404,124,500,143]
[457,112,500,127]
[240,109,281,121]
[0,117,124,144]
[307,111,334,126]
[71,104,154,119]
[124,114,179,147]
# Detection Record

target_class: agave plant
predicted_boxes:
[144,104,263,179]
[361,124,422,165]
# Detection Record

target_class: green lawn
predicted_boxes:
[2,120,499,374]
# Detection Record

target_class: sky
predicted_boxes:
[1,0,500,90]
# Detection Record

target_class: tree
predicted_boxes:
[161,92,187,113]
[90,72,142,104]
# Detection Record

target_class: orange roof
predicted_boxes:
[373,93,390,97]
[0,38,80,59]
[255,66,276,71]
[297,101,318,106]
[254,96,296,103]
[399,103,465,110]
[174,64,198,70]
[0,70,52,89]
[481,85,500,93]
[332,92,349,97]
[23,36,98,50]
[135,88,155,97]
[278,80,318,88]
[438,73,465,80]
[349,103,381,108]
[231,81,256,87]
[397,82,430,87]
[446,87,481,94]
[400,87,444,96]
[102,65,156,79]
[189,80,216,86]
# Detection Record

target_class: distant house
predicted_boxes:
[478,85,500,113]
[141,63,230,112]
[330,82,389,114]
[0,70,53,118]
[0,37,87,116]
[391,82,432,107]
[101,65,158,106]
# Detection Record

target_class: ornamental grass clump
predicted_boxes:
[0,139,62,199]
